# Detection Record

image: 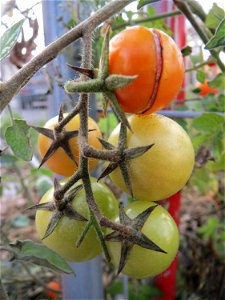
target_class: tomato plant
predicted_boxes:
[109,26,184,114]
[108,114,195,201]
[38,114,102,176]
[36,178,119,262]
[107,200,179,278]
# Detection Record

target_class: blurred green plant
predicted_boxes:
[197,217,225,261]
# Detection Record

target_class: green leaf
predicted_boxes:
[64,18,77,29]
[0,19,25,61]
[192,113,225,132]
[192,135,207,151]
[197,217,220,240]
[99,112,118,135]
[196,70,206,83]
[9,240,74,274]
[5,119,33,161]
[205,18,225,49]
[186,0,206,22]
[208,152,225,172]
[190,168,218,194]
[137,0,160,10]
[208,73,225,89]
[205,3,224,30]
[181,46,192,57]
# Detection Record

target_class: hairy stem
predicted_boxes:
[78,31,102,218]
[82,145,120,162]
[0,0,135,113]
[55,101,81,132]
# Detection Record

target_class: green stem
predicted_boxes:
[14,163,33,206]
[113,10,182,30]
[65,79,103,94]
[185,59,215,72]
[91,212,111,262]
[174,0,225,73]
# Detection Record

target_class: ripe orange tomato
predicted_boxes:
[107,200,179,278]
[109,26,184,114]
[46,281,61,299]
[197,82,218,96]
[108,114,195,201]
[38,114,102,176]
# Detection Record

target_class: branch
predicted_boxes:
[185,59,216,72]
[0,0,135,113]
[113,10,182,30]
[174,0,225,73]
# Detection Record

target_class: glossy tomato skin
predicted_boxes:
[36,178,118,262]
[109,26,184,114]
[108,114,195,201]
[107,201,179,278]
[38,114,102,177]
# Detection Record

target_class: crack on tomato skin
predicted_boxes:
[138,29,163,114]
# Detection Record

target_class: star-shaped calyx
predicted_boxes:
[98,123,154,198]
[27,178,87,240]
[32,107,79,168]
[32,106,95,169]
[105,203,167,275]
[65,25,137,131]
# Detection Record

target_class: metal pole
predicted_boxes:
[159,110,225,118]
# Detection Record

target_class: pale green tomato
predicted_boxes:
[36,178,118,262]
[107,200,179,278]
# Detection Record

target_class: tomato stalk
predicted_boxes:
[39,27,160,266]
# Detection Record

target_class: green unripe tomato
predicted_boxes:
[36,177,118,262]
[107,200,179,278]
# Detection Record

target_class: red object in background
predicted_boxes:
[154,257,179,300]
[46,281,61,299]
[153,1,185,298]
[153,193,181,300]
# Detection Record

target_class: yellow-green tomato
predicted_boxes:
[36,178,118,262]
[107,201,179,278]
[108,114,195,201]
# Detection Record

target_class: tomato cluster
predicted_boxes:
[35,26,194,279]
